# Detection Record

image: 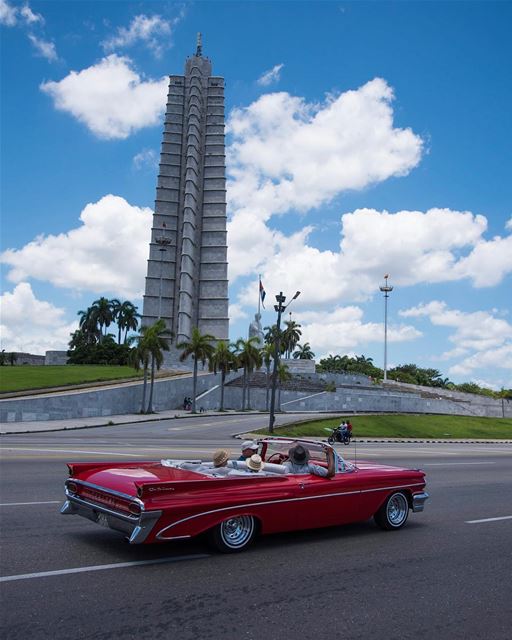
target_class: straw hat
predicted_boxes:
[247,454,263,472]
[213,448,230,467]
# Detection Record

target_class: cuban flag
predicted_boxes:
[259,279,266,308]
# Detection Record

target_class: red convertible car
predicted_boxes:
[61,437,429,552]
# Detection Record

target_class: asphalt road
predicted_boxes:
[1,416,511,640]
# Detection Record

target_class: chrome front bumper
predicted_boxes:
[412,491,429,513]
[61,492,162,544]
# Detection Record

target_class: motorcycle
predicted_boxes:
[328,427,351,445]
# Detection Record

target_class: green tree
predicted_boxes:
[145,320,172,413]
[235,336,262,410]
[77,307,100,344]
[177,327,215,413]
[110,299,123,343]
[90,297,114,338]
[131,320,172,413]
[292,342,315,360]
[118,301,140,343]
[282,320,302,359]
[209,340,238,411]
[129,337,150,414]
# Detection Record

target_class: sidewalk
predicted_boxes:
[0,408,232,435]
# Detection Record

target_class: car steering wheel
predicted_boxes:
[267,453,288,464]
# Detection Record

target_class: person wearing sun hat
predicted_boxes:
[283,443,335,477]
[246,454,264,473]
[213,448,230,468]
[239,440,259,461]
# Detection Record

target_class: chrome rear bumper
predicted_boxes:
[412,491,429,513]
[61,493,162,544]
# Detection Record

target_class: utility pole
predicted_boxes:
[379,274,393,382]
[268,291,300,433]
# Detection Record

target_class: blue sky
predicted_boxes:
[1,1,511,388]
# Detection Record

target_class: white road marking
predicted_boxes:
[2,448,141,457]
[422,462,497,466]
[0,501,60,506]
[0,554,210,583]
[465,515,512,524]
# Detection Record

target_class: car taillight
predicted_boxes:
[128,502,141,516]
[67,481,78,495]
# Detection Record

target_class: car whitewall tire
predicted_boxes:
[374,491,409,530]
[209,515,257,553]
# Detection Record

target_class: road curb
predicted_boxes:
[233,432,512,444]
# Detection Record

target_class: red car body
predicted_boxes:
[61,438,429,552]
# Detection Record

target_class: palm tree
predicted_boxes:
[261,342,274,411]
[282,320,302,359]
[129,336,150,413]
[131,320,172,413]
[209,341,237,411]
[110,299,122,343]
[177,327,215,413]
[235,337,262,410]
[117,301,140,343]
[90,297,113,338]
[77,307,100,344]
[292,342,315,360]
[145,320,172,413]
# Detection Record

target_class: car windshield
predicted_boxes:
[259,438,355,473]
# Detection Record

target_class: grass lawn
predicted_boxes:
[257,414,512,439]
[0,365,144,393]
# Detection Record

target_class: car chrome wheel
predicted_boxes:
[209,515,257,553]
[220,516,254,548]
[374,491,410,530]
[387,493,408,526]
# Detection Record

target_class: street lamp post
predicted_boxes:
[268,290,300,433]
[155,227,172,320]
[379,274,393,382]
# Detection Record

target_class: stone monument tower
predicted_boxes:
[142,35,229,350]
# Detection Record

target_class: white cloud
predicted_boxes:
[132,148,159,170]
[400,300,512,382]
[0,283,77,354]
[40,55,168,139]
[228,303,249,324]
[227,79,423,222]
[449,345,512,378]
[1,1,43,28]
[400,301,512,352]
[231,207,511,311]
[452,233,512,287]
[28,34,57,61]
[296,306,421,356]
[1,195,152,298]
[102,13,178,58]
[257,63,284,86]
[0,0,17,25]
[20,4,43,25]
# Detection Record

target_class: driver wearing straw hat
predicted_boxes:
[284,444,335,478]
